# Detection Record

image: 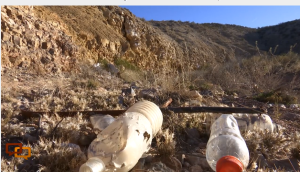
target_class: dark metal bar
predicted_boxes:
[162,107,265,114]
[21,110,126,118]
[20,106,265,118]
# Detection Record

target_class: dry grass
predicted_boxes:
[1,157,25,172]
[30,139,87,172]
[155,128,176,158]
[242,128,296,161]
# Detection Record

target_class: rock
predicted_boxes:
[198,142,206,149]
[185,128,200,139]
[60,143,81,152]
[131,158,145,171]
[183,162,190,168]
[185,154,210,169]
[138,88,158,99]
[212,85,224,96]
[36,30,43,38]
[282,113,300,121]
[108,18,116,26]
[109,41,116,52]
[254,153,269,169]
[185,99,202,106]
[12,28,22,35]
[41,42,51,49]
[182,90,203,99]
[279,104,286,109]
[146,162,174,172]
[22,133,38,143]
[189,165,203,172]
[1,32,11,41]
[233,92,239,98]
[24,30,34,40]
[49,48,55,55]
[269,158,300,171]
[122,86,136,97]
[33,39,39,49]
[108,63,119,75]
[78,131,96,146]
[41,56,52,64]
[185,155,202,166]
[145,155,154,163]
[12,35,22,46]
[100,38,110,47]
[290,104,299,109]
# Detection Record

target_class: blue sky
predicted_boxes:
[120,6,300,28]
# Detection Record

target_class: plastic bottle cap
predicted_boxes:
[216,155,243,172]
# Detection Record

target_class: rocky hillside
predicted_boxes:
[2,6,299,75]
[1,5,300,172]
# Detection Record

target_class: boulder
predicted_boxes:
[1,32,11,41]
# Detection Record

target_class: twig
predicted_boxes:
[160,98,172,108]
[50,117,64,137]
[285,152,297,172]
[36,114,42,139]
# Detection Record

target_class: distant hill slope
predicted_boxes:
[149,21,258,63]
[245,19,300,54]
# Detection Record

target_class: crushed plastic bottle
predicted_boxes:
[90,114,115,131]
[206,114,249,172]
[79,100,163,172]
[205,113,274,135]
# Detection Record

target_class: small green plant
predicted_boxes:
[199,82,213,91]
[114,58,139,71]
[87,79,98,89]
[98,58,109,70]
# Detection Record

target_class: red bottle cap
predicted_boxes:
[216,155,243,172]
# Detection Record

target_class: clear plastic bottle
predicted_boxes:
[79,100,163,172]
[206,114,249,172]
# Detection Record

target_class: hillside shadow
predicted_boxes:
[244,19,300,55]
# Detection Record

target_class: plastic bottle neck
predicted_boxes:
[79,157,106,172]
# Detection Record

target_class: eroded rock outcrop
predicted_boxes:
[31,6,185,72]
[1,6,79,74]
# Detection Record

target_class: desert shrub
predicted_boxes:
[290,132,300,160]
[291,144,300,159]
[254,91,297,104]
[156,128,176,158]
[119,69,144,83]
[242,129,291,160]
[114,58,139,71]
[28,139,87,172]
[86,79,99,89]
[98,58,109,70]
[187,50,300,98]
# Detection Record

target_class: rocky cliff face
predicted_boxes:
[1,6,183,74]
[32,6,185,73]
[1,6,79,74]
